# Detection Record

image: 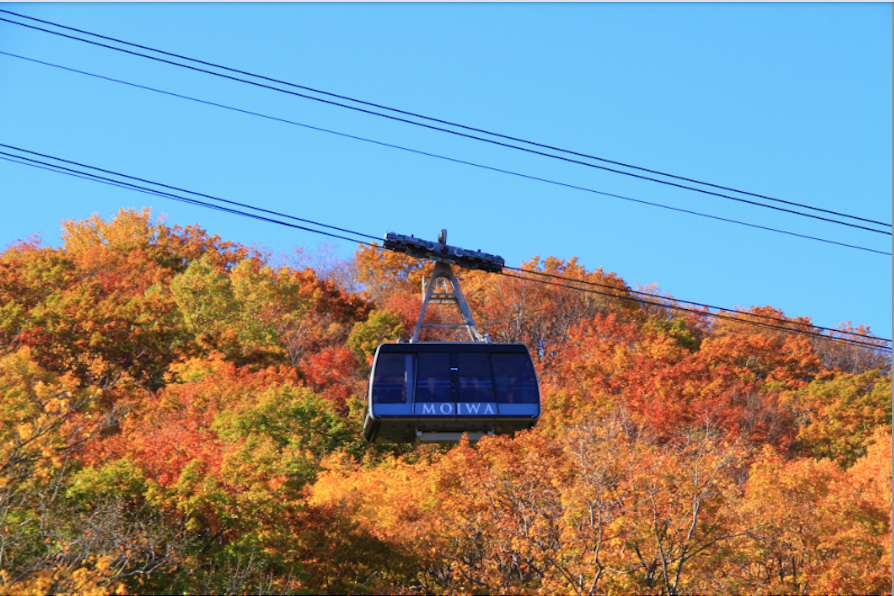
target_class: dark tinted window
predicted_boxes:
[493,353,538,404]
[372,353,412,403]
[457,352,495,402]
[416,352,452,402]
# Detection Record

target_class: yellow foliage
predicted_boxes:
[0,566,122,596]
[16,421,32,441]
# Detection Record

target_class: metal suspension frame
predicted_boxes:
[401,228,490,344]
[412,261,488,343]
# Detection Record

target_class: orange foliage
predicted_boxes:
[741,432,892,594]
[3,209,890,594]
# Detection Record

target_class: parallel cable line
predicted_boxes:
[501,272,890,351]
[1,10,890,233]
[2,147,889,351]
[504,265,888,342]
[2,51,890,257]
[0,143,380,241]
[1,154,208,202]
[0,152,375,247]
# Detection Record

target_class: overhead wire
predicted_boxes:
[503,265,887,342]
[1,154,201,201]
[2,146,889,351]
[9,136,886,345]
[0,152,376,247]
[1,50,890,258]
[0,9,890,234]
[501,272,890,351]
[0,144,380,242]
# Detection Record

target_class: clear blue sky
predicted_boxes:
[1,3,891,339]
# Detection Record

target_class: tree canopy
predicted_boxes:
[1,208,890,595]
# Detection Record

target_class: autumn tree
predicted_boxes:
[791,369,892,466]
[3,208,891,595]
[0,347,145,595]
[737,432,891,594]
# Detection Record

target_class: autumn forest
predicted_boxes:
[1,208,891,595]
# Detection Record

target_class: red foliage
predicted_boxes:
[300,346,359,413]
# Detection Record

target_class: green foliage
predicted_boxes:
[644,315,701,351]
[170,254,239,346]
[346,308,404,372]
[213,384,367,481]
[793,369,892,466]
[67,459,148,505]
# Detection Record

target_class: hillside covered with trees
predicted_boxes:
[1,208,890,595]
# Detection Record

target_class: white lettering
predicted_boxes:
[440,403,453,415]
[422,404,435,415]
[484,404,495,415]
[466,403,481,414]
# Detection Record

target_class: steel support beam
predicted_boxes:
[412,261,488,343]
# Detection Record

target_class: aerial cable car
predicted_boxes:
[362,230,541,444]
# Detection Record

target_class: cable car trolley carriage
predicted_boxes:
[362,230,541,444]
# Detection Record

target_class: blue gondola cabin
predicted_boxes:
[362,342,541,443]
